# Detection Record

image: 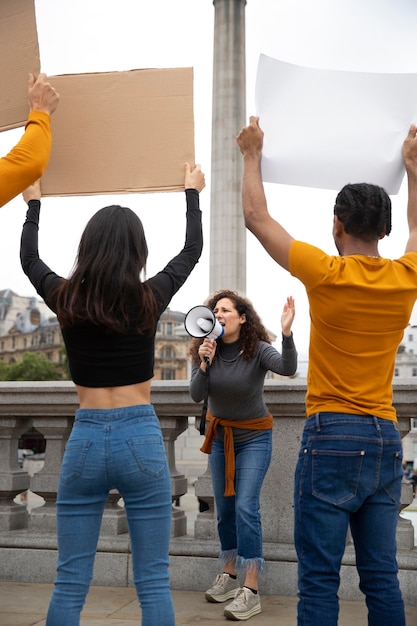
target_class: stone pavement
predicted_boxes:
[4,490,417,624]
[1,582,417,626]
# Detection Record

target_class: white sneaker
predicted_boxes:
[224,587,261,621]
[205,573,240,603]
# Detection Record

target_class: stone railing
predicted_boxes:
[0,380,416,604]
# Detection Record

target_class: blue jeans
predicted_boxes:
[209,430,272,573]
[46,405,174,626]
[294,413,405,626]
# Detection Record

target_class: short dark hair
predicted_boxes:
[334,183,392,241]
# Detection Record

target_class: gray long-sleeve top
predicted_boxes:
[190,334,297,443]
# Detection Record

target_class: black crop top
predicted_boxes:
[20,189,203,387]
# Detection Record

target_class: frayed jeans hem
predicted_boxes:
[219,550,265,575]
[237,555,265,574]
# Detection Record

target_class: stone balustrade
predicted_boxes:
[0,379,416,604]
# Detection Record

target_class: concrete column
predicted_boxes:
[210,0,247,295]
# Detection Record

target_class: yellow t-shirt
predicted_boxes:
[289,240,417,421]
[0,111,52,208]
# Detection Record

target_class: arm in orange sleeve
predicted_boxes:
[0,110,52,208]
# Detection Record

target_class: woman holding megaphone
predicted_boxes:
[189,289,297,621]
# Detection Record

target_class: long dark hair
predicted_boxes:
[189,289,271,364]
[334,183,392,241]
[54,205,158,333]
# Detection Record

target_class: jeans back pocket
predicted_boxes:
[312,448,365,507]
[60,440,93,484]
[127,436,168,478]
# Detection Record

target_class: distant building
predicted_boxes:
[394,344,417,379]
[0,289,51,338]
[0,294,63,369]
[401,324,417,356]
[395,323,417,380]
[155,309,190,380]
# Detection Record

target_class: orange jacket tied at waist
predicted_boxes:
[200,410,273,496]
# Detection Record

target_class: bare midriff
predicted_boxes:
[75,379,152,409]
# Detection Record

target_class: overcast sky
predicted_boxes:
[1,0,417,357]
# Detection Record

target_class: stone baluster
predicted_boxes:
[159,415,188,537]
[153,382,202,537]
[0,416,32,530]
[194,463,216,540]
[27,415,73,533]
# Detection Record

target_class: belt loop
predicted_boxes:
[315,413,321,432]
[372,415,380,431]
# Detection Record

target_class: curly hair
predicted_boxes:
[188,289,271,365]
[334,183,392,242]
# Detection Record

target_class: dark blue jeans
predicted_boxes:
[209,430,272,573]
[46,404,174,626]
[294,413,405,626]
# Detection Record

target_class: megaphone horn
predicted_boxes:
[184,305,224,340]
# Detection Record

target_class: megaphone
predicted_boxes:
[184,305,224,340]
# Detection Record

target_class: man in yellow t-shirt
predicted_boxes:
[237,118,417,626]
[0,73,59,208]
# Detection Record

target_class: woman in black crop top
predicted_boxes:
[20,163,205,626]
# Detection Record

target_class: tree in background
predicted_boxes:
[0,359,8,380]
[0,352,62,381]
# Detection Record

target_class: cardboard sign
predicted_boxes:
[40,68,195,195]
[0,0,40,130]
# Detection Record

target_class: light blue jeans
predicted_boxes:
[46,404,174,626]
[209,430,272,573]
[294,412,405,626]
